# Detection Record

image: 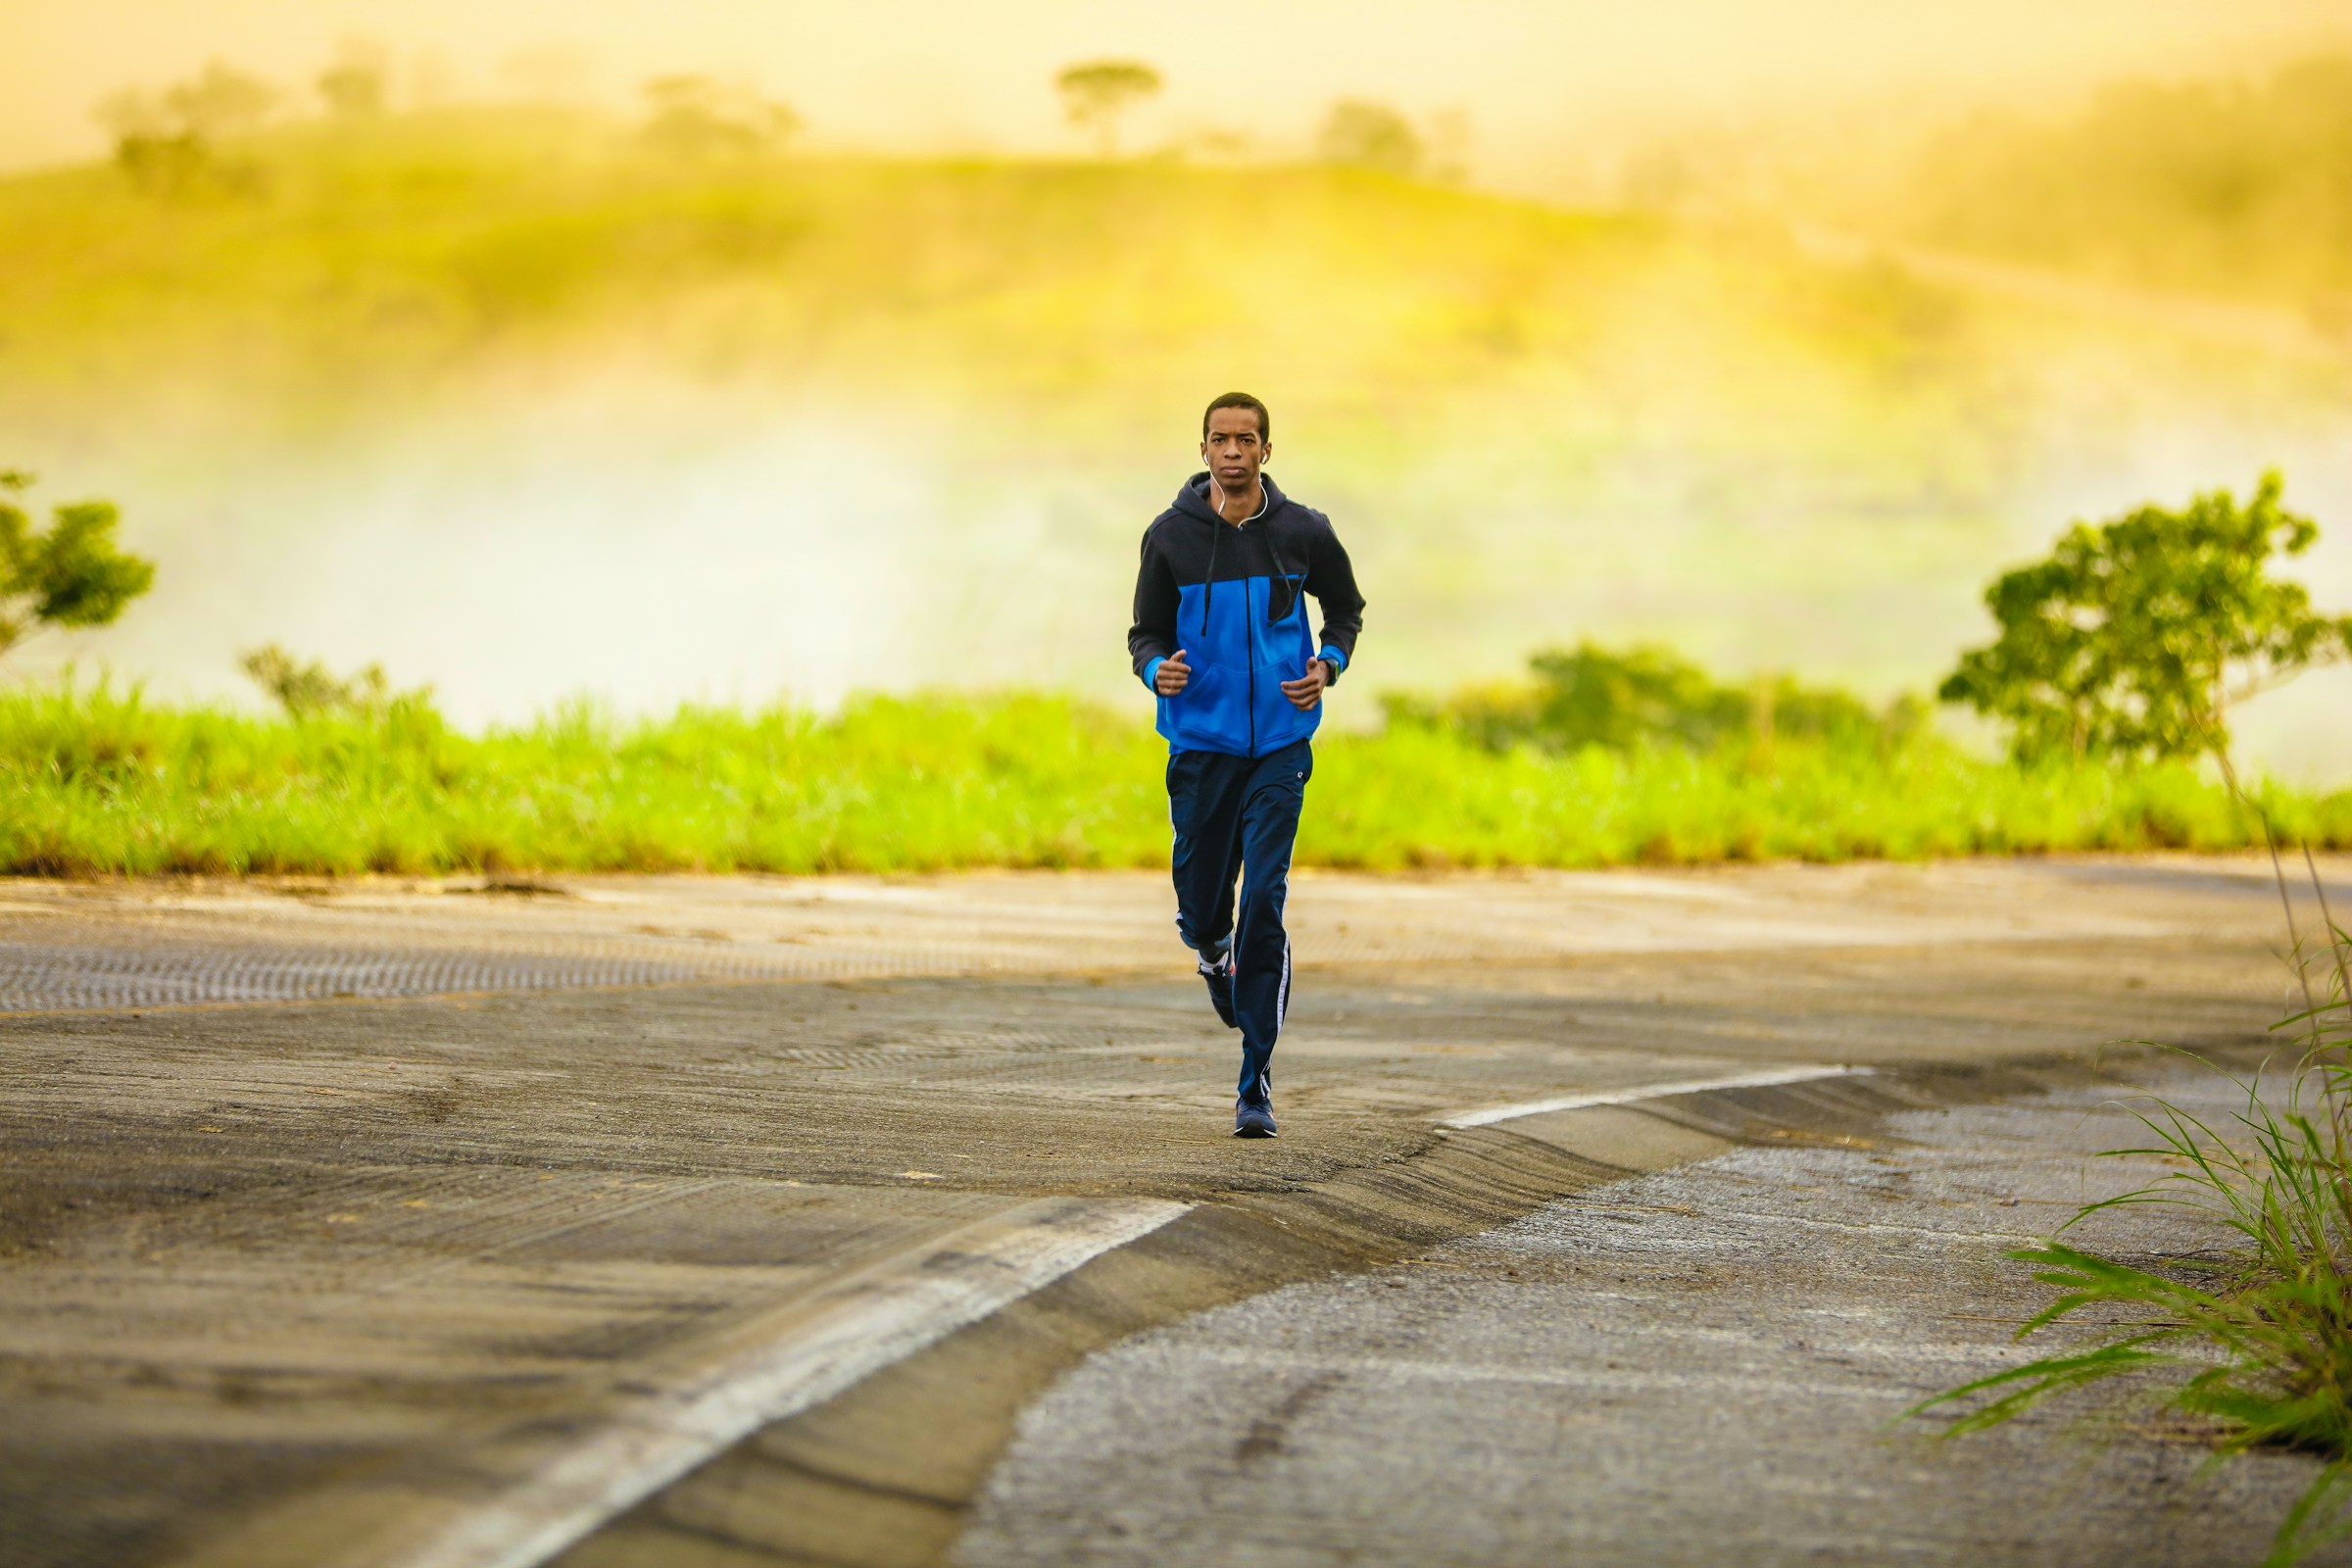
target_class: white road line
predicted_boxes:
[390,1196,1190,1568]
[1443,1064,1868,1129]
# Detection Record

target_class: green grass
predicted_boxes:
[4,683,2347,879]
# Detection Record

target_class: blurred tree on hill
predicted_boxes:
[1939,472,2352,762]
[0,471,156,661]
[1055,61,1161,157]
[318,40,390,119]
[95,61,277,197]
[1318,101,1423,177]
[641,76,802,159]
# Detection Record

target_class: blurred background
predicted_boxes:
[5,0,2350,776]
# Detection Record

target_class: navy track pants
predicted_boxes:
[1167,738,1312,1107]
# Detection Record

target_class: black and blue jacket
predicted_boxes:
[1128,472,1365,758]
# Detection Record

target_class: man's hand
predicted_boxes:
[1280,658,1331,710]
[1154,650,1192,696]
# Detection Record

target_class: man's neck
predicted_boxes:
[1209,477,1263,526]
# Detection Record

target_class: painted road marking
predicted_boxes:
[389,1196,1190,1568]
[1443,1064,1868,1129]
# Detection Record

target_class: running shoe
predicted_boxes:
[1233,1097,1278,1138]
[1199,952,1237,1029]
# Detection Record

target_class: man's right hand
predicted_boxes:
[1154,650,1191,696]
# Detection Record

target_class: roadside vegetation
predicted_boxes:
[3,472,2346,879]
[1911,859,2352,1566]
[3,675,2347,880]
[1901,473,2352,1562]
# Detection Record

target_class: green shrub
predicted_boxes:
[1380,641,1916,756]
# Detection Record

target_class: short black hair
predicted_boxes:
[1201,391,1270,442]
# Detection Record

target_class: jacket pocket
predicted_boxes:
[1253,684,1321,754]
[1250,607,1320,754]
[1165,660,1251,754]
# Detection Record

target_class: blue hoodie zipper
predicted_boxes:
[1246,572,1257,756]
[1201,484,1272,757]
[1182,480,1309,758]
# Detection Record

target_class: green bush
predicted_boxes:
[1380,641,1917,756]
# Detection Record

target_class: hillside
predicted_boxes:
[2,108,2346,772]
[3,108,1999,450]
[1885,53,2352,318]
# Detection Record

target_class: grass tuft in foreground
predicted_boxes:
[3,681,2350,879]
[1908,856,2352,1566]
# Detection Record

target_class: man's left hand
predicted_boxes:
[1280,659,1332,711]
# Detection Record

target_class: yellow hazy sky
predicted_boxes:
[4,0,2346,172]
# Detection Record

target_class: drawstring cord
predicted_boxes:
[1200,482,1273,634]
[1200,519,1221,634]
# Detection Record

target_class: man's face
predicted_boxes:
[1200,408,1269,496]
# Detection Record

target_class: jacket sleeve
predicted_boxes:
[1306,516,1364,681]
[1127,526,1179,688]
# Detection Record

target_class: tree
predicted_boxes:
[640,75,802,159]
[0,471,157,659]
[95,103,211,197]
[94,60,277,197]
[318,40,390,119]
[239,644,392,718]
[1317,100,1422,177]
[1938,472,2352,762]
[1054,61,1162,157]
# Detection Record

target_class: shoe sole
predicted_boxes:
[1232,1122,1278,1139]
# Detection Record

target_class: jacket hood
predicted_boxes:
[1173,471,1288,525]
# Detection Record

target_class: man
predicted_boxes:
[1127,392,1365,1138]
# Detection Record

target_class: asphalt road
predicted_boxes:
[962,1066,2345,1568]
[1,857,2341,1568]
